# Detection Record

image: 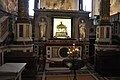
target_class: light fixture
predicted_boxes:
[67,44,80,58]
[63,43,84,80]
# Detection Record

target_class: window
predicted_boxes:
[29,0,34,16]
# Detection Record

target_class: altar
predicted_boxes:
[34,0,90,69]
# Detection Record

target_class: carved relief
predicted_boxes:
[41,0,71,10]
[40,0,79,10]
[0,0,18,13]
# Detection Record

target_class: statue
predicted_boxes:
[39,18,47,39]
[79,20,86,40]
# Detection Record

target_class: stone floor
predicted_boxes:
[23,64,120,80]
[46,75,96,80]
[36,65,105,80]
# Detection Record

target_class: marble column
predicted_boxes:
[99,0,110,24]
[18,0,29,19]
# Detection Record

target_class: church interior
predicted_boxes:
[0,0,120,80]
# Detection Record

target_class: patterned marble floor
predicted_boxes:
[36,66,102,80]
[35,64,120,80]
[46,75,96,80]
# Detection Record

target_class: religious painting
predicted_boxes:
[40,0,79,10]
[53,17,71,38]
[110,0,120,15]
[94,0,120,15]
[0,0,18,13]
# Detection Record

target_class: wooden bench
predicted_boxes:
[0,63,26,80]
